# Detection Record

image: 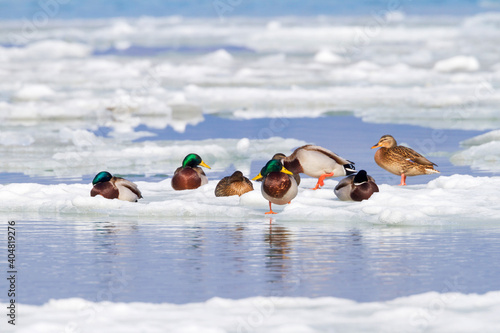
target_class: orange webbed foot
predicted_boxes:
[311,172,335,190]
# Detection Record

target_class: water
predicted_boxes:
[0,0,490,20]
[16,217,500,305]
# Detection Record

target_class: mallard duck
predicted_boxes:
[215,171,254,197]
[371,135,439,186]
[334,170,379,201]
[252,159,298,214]
[276,145,355,190]
[172,153,211,190]
[90,171,142,202]
[272,153,301,185]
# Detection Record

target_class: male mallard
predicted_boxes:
[215,171,254,197]
[334,170,379,201]
[172,153,211,190]
[90,171,143,202]
[272,153,301,185]
[276,145,355,190]
[252,159,298,214]
[371,135,439,186]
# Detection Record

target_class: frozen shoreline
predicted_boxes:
[2,291,500,333]
[1,175,499,225]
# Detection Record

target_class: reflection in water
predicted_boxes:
[265,223,293,288]
[17,218,500,305]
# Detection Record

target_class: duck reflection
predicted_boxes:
[92,221,139,258]
[265,222,293,275]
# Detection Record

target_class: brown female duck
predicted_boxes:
[371,135,439,185]
[215,171,254,197]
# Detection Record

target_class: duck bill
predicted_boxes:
[281,166,294,175]
[252,173,263,181]
[371,144,381,149]
[200,161,211,169]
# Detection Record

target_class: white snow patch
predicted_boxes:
[0,175,498,225]
[451,129,500,172]
[3,291,500,333]
[313,49,345,64]
[433,56,480,72]
[12,84,55,101]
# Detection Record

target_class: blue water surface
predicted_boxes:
[0,0,490,20]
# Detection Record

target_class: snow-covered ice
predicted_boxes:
[1,14,500,130]
[451,129,500,172]
[2,291,500,333]
[0,175,498,225]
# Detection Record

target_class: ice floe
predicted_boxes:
[3,291,500,333]
[0,175,498,225]
[0,130,306,178]
[1,14,500,130]
[451,129,500,172]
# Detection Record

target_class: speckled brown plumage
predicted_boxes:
[214,171,254,197]
[372,135,439,185]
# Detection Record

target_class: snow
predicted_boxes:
[451,129,500,172]
[313,49,345,64]
[0,175,498,225]
[0,130,306,177]
[433,56,481,72]
[2,291,500,333]
[0,14,499,129]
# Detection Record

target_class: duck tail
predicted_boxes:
[344,163,356,175]
[425,168,440,174]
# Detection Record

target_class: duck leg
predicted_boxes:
[311,172,335,190]
[399,174,407,186]
[265,201,278,214]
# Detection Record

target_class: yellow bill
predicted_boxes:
[200,161,211,169]
[252,173,263,181]
[281,166,293,175]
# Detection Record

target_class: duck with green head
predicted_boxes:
[91,171,143,202]
[252,159,298,214]
[172,153,211,190]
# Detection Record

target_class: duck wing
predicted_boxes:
[114,177,143,198]
[334,175,354,191]
[299,145,355,165]
[393,146,437,166]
